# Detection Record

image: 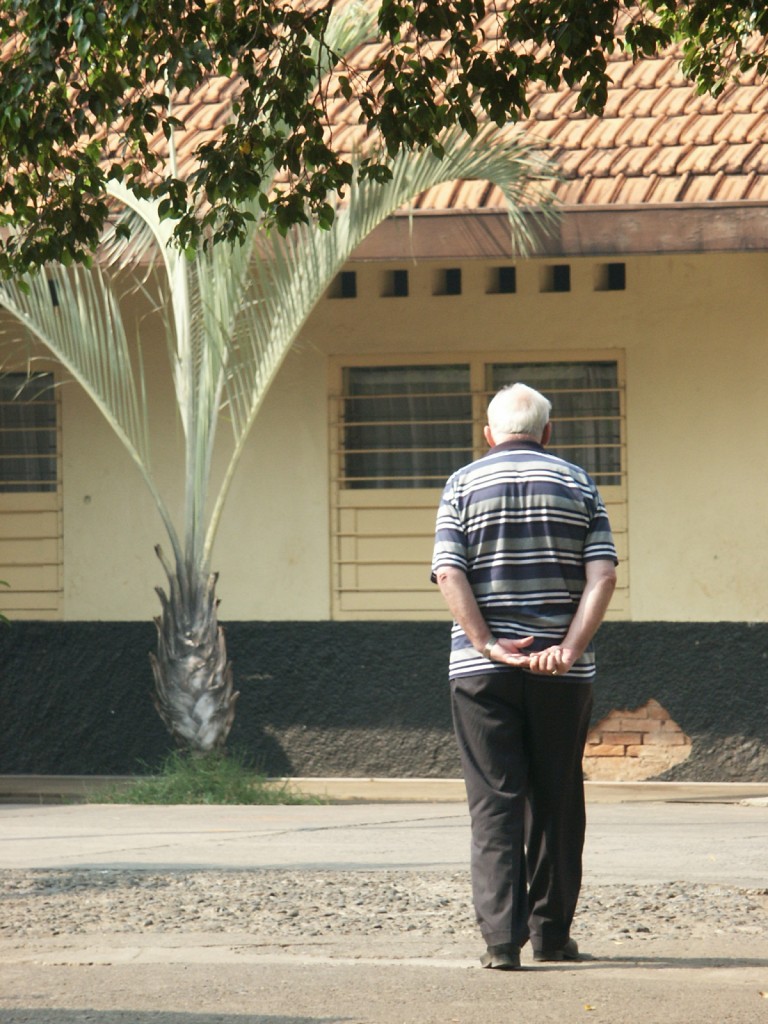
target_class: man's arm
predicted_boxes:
[527,559,617,676]
[434,565,533,666]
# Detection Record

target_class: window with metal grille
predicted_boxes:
[341,365,472,488]
[340,360,622,489]
[0,373,58,493]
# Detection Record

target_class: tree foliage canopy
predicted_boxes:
[0,0,766,275]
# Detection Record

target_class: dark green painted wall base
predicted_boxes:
[1,621,766,781]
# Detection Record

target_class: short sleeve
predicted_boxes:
[430,478,469,583]
[583,491,619,565]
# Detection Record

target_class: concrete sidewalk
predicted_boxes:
[1,783,768,1024]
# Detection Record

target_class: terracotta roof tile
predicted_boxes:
[743,174,768,200]
[711,174,756,201]
[678,174,725,202]
[714,82,757,114]
[337,45,767,209]
[642,143,687,176]
[556,148,598,181]
[528,117,572,143]
[567,175,607,205]
[619,87,663,119]
[619,56,673,90]
[527,85,581,120]
[647,176,688,203]
[537,115,594,148]
[411,183,447,210]
[579,117,625,149]
[676,143,728,175]
[520,46,768,209]
[650,85,694,118]
[329,124,364,151]
[612,175,664,203]
[414,179,498,209]
[748,83,768,112]
[9,1,768,226]
[723,141,766,172]
[646,113,695,146]
[596,88,629,119]
[611,145,659,177]
[614,115,657,147]
[677,113,726,146]
[714,110,768,143]
[601,58,635,89]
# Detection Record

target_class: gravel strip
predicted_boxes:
[3,869,768,944]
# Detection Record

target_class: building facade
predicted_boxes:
[2,41,767,780]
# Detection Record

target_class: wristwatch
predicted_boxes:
[481,638,497,659]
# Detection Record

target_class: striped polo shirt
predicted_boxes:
[431,440,618,681]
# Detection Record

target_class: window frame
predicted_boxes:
[340,362,474,490]
[0,370,63,620]
[0,371,59,494]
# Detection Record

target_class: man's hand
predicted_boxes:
[435,567,535,666]
[527,559,616,676]
[526,645,578,676]
[490,636,535,666]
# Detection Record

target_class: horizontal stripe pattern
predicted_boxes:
[432,441,618,680]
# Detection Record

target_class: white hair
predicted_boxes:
[487,383,551,439]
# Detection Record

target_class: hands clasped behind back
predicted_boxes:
[491,637,578,677]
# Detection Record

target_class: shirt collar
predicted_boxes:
[488,439,545,455]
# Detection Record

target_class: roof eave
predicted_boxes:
[349,202,768,261]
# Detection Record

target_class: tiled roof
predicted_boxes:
[244,8,766,213]
[418,51,768,211]
[163,36,768,214]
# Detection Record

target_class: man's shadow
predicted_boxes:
[565,953,768,970]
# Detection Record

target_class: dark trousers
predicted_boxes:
[450,669,593,950]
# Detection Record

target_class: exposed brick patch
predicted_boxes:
[583,699,692,781]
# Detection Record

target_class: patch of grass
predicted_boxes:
[90,749,326,805]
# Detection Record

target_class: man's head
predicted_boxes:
[485,383,552,446]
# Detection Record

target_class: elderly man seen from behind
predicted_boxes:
[431,382,617,970]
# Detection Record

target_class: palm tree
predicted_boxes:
[0,3,557,754]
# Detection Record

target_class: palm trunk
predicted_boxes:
[149,546,239,753]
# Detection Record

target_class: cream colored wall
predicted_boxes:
[6,249,766,622]
[210,343,330,620]
[61,376,173,620]
[59,323,330,621]
[620,254,768,622]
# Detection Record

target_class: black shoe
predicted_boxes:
[532,937,581,962]
[480,944,522,970]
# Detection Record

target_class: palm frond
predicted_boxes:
[0,258,185,568]
[202,126,558,556]
[102,181,227,574]
[1,266,146,471]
